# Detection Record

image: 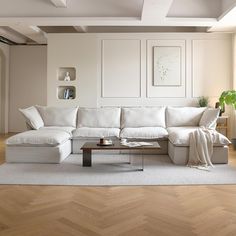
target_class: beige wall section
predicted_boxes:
[98,33,232,107]
[9,46,47,132]
[231,34,236,137]
[0,42,9,134]
[47,33,232,109]
[47,34,97,107]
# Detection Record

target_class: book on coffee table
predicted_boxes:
[121,142,153,147]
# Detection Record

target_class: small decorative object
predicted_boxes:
[219,90,236,149]
[63,88,74,99]
[68,89,74,99]
[98,137,113,146]
[63,88,69,99]
[215,102,225,116]
[198,96,209,107]
[120,138,127,144]
[64,72,71,81]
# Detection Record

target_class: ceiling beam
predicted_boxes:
[0,27,26,44]
[142,0,174,20]
[207,3,236,32]
[73,26,88,33]
[50,0,67,8]
[9,25,47,44]
[0,17,217,27]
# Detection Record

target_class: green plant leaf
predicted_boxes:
[219,90,236,109]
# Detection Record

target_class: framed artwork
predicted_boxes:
[153,46,181,87]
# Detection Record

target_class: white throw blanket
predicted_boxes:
[188,127,216,170]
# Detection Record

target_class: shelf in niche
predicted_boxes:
[57,86,76,100]
[57,80,77,85]
[58,67,76,81]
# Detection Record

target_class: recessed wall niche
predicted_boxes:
[58,67,76,81]
[57,86,76,100]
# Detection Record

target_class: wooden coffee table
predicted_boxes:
[81,141,161,171]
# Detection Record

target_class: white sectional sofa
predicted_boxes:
[6,106,230,165]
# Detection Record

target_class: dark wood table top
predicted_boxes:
[81,141,161,150]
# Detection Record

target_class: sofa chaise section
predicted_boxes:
[6,130,72,163]
[6,106,78,163]
[166,107,230,165]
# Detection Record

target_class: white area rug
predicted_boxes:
[0,154,236,186]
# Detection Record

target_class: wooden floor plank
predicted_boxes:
[0,134,236,236]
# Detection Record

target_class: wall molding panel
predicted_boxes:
[146,39,186,98]
[192,39,232,98]
[101,39,142,98]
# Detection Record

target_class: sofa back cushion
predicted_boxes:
[77,107,121,128]
[36,106,78,127]
[121,107,166,128]
[166,107,206,127]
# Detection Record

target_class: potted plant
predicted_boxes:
[198,96,209,107]
[219,90,236,149]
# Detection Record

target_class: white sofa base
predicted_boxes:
[168,141,228,165]
[6,140,71,163]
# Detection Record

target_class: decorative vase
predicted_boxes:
[215,102,225,116]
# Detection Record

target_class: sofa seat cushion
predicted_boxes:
[40,126,75,136]
[120,127,168,139]
[6,130,71,147]
[73,127,120,139]
[167,127,230,147]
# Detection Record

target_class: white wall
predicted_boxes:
[231,34,236,137]
[9,46,47,132]
[47,33,232,110]
[0,42,9,134]
[47,34,97,107]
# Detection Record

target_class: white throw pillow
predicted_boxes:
[19,106,44,130]
[36,106,78,127]
[166,107,206,127]
[77,108,121,128]
[121,107,166,128]
[199,108,220,129]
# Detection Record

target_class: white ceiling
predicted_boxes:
[0,0,143,17]
[0,0,235,44]
[167,0,222,18]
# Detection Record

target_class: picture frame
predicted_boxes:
[153,46,181,87]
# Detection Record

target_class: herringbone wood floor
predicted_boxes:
[0,134,236,236]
